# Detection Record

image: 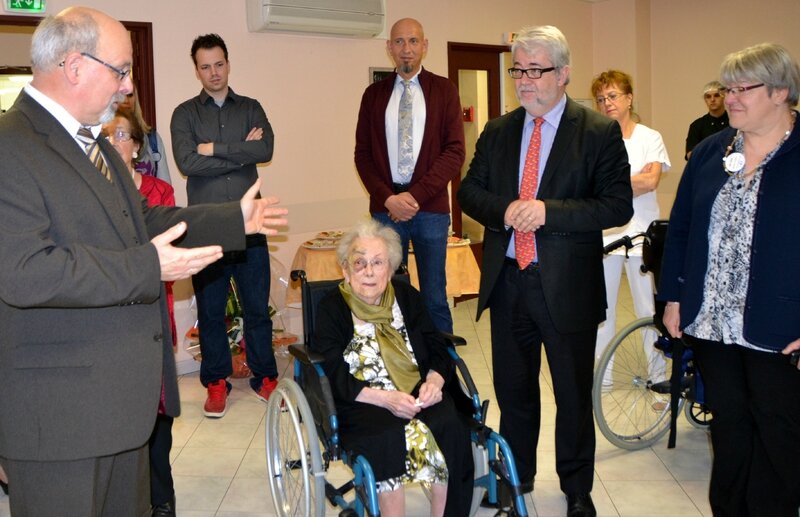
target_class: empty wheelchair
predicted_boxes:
[264,270,529,516]
[592,220,712,450]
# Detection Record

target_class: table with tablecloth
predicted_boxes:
[286,243,480,307]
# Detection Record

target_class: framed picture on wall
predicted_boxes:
[369,67,393,84]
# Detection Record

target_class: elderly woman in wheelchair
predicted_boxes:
[312,218,474,517]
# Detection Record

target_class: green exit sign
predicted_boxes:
[4,0,46,13]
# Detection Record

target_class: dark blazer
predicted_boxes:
[354,68,465,214]
[458,98,632,333]
[659,120,800,351]
[0,91,245,462]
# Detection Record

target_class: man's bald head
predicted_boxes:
[386,17,428,80]
[390,18,425,40]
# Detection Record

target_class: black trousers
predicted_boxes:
[489,262,596,495]
[687,335,800,517]
[149,414,175,507]
[4,445,149,517]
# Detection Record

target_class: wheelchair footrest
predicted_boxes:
[480,482,520,515]
[326,480,354,503]
[650,374,692,395]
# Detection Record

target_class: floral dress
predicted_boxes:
[344,300,449,492]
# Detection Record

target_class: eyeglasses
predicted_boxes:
[508,67,556,80]
[723,83,765,97]
[349,257,389,273]
[105,129,132,143]
[81,52,131,81]
[596,92,626,104]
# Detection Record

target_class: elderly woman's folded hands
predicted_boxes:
[356,387,420,419]
[416,370,445,408]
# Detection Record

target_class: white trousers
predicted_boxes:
[595,254,666,380]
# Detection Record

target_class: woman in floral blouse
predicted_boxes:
[660,43,800,516]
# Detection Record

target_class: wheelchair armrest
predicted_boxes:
[288,343,325,365]
[448,349,487,423]
[441,332,467,347]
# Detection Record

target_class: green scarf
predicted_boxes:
[339,280,420,394]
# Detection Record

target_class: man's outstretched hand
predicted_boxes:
[240,179,288,235]
[152,222,223,281]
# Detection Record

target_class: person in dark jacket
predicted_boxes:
[660,42,800,517]
[314,219,473,517]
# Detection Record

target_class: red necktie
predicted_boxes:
[515,117,544,269]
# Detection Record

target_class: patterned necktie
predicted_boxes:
[397,80,414,180]
[515,117,545,269]
[76,127,112,183]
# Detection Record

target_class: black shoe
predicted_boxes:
[566,493,596,517]
[1,479,7,496]
[520,480,534,494]
[151,499,176,517]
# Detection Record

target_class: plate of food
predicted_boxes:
[302,239,338,250]
[446,236,471,247]
[315,230,344,241]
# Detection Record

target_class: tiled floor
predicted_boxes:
[0,275,715,516]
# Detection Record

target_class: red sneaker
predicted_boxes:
[203,379,229,418]
[255,377,278,403]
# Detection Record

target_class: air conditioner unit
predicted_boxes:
[246,0,385,38]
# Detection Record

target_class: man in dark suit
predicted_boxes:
[458,25,632,517]
[0,7,286,516]
[355,17,465,333]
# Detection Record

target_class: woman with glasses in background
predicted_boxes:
[589,70,671,378]
[660,43,800,516]
[118,86,173,185]
[103,107,178,517]
[314,218,473,517]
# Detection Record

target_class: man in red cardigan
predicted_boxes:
[354,18,465,332]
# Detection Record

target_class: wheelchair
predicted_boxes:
[264,270,529,516]
[592,220,712,451]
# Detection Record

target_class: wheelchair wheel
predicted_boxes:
[593,317,682,450]
[684,400,712,429]
[265,379,326,517]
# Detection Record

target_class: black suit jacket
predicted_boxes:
[458,98,632,333]
[0,91,245,462]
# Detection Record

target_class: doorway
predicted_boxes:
[447,42,520,252]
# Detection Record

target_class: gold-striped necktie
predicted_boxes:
[76,127,113,183]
